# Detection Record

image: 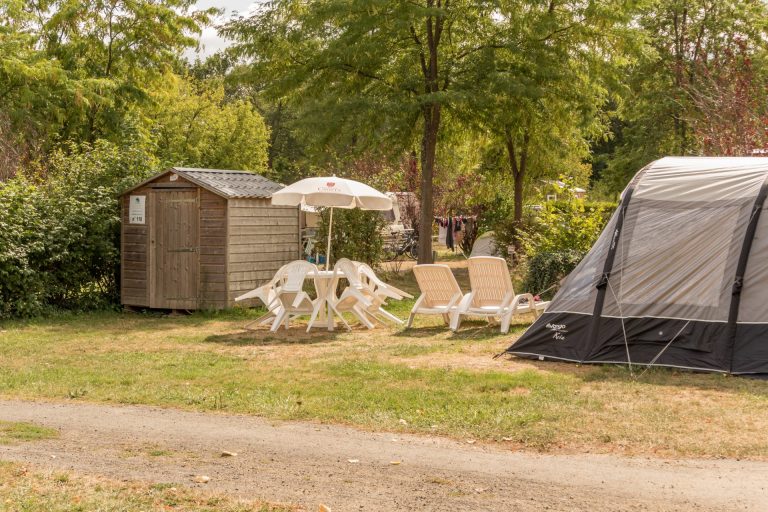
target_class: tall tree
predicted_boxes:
[223,0,505,263]
[600,0,768,192]
[22,0,215,141]
[466,0,635,241]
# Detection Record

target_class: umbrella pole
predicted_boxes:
[326,207,333,270]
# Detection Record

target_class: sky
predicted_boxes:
[189,0,260,60]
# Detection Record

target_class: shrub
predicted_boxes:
[0,140,158,318]
[521,250,586,299]
[520,200,616,299]
[0,179,46,317]
[317,208,387,266]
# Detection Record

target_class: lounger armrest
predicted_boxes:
[410,294,426,313]
[456,292,474,313]
[447,292,463,310]
[511,293,536,311]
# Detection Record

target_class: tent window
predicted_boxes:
[614,204,740,313]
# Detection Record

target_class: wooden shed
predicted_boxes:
[120,167,300,310]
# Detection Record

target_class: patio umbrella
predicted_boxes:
[271,176,392,269]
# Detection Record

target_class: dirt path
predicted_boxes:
[0,400,766,511]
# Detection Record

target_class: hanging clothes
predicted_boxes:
[438,224,447,245]
[446,216,454,251]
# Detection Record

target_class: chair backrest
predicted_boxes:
[281,260,318,293]
[334,258,363,288]
[412,264,462,307]
[467,256,513,307]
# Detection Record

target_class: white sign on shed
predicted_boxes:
[129,195,146,224]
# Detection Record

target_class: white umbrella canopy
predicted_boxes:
[271,176,393,268]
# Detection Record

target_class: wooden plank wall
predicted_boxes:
[227,198,300,304]
[199,189,228,309]
[121,187,151,306]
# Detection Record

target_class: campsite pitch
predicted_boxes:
[1,302,768,460]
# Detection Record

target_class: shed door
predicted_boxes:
[150,189,199,309]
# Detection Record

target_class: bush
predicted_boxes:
[522,200,615,256]
[520,199,616,299]
[521,250,586,299]
[0,140,158,318]
[0,179,46,317]
[317,208,387,266]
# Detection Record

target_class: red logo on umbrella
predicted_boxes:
[326,182,335,187]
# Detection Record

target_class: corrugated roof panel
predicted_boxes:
[171,168,283,199]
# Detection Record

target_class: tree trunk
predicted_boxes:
[505,128,529,254]
[413,1,445,264]
[418,104,441,263]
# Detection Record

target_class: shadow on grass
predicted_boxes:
[203,325,345,347]
[395,321,528,341]
[497,353,768,396]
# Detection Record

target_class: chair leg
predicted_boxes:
[377,308,404,325]
[442,313,450,325]
[500,311,513,334]
[330,304,352,331]
[406,311,416,329]
[244,311,274,330]
[450,312,461,332]
[306,301,323,333]
[351,306,375,329]
[270,310,287,332]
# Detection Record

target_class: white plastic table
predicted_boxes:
[307,269,342,331]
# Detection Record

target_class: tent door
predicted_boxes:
[149,189,199,309]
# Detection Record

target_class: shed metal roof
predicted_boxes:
[121,167,284,199]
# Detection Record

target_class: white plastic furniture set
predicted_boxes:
[236,256,547,333]
[235,258,413,332]
[408,256,549,334]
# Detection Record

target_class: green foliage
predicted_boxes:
[317,209,387,267]
[596,0,768,195]
[522,250,587,299]
[150,75,270,173]
[518,199,616,298]
[0,141,157,318]
[0,179,46,317]
[523,200,615,257]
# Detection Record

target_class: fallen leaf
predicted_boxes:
[466,439,476,444]
[192,475,210,484]
[347,459,359,464]
[502,437,514,442]
[319,504,332,512]
[398,419,408,426]
[220,450,237,457]
[474,487,487,493]
[389,460,401,465]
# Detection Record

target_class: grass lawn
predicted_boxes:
[1,265,767,460]
[0,461,293,511]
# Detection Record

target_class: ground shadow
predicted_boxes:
[496,353,768,396]
[203,324,347,347]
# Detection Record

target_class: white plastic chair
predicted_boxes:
[407,264,463,328]
[357,263,412,325]
[234,263,290,330]
[325,258,380,329]
[270,260,322,332]
[453,256,549,333]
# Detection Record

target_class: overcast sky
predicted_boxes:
[189,0,260,60]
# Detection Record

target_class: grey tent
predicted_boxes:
[505,157,768,375]
[470,231,499,258]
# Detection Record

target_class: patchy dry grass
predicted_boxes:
[0,461,295,511]
[0,421,58,445]
[1,266,767,460]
